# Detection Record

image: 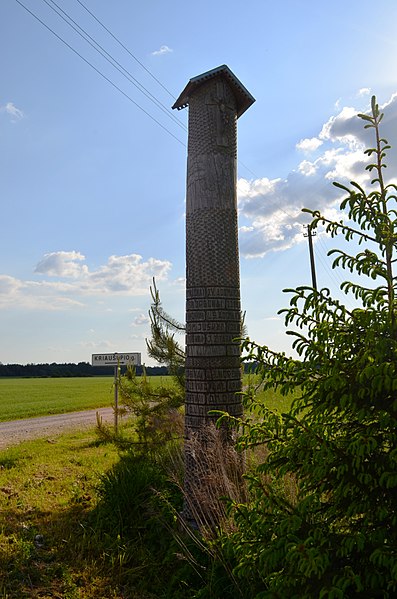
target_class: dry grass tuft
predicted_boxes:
[165,423,247,534]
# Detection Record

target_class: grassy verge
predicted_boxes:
[0,427,125,598]
[0,424,192,599]
[0,379,296,599]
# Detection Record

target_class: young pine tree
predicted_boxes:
[98,279,185,455]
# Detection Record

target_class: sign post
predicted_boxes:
[91,352,141,433]
[114,363,119,433]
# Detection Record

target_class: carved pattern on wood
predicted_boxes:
[180,69,253,524]
[185,75,242,434]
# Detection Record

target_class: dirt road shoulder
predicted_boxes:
[0,407,115,450]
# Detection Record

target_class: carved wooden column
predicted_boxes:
[173,66,255,522]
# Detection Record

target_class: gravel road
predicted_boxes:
[0,407,115,450]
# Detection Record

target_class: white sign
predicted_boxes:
[91,352,141,367]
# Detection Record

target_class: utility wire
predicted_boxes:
[236,168,299,222]
[317,235,343,285]
[42,0,186,132]
[316,233,349,289]
[36,0,348,287]
[314,239,338,289]
[237,156,357,297]
[75,0,177,101]
[314,233,356,309]
[13,0,354,283]
[14,0,186,147]
[23,0,298,231]
[238,159,260,180]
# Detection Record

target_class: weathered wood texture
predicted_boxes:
[174,67,254,524]
[185,76,242,431]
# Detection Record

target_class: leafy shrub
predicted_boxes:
[215,97,397,598]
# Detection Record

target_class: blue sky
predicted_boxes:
[2,0,397,365]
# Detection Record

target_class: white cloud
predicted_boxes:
[174,276,186,287]
[131,313,149,326]
[80,339,116,350]
[35,251,86,277]
[1,102,24,121]
[84,254,171,294]
[319,106,362,147]
[0,252,172,310]
[0,274,85,311]
[237,92,397,258]
[358,87,371,97]
[35,251,171,294]
[0,275,22,294]
[151,45,173,56]
[298,160,318,176]
[263,316,282,321]
[296,137,323,152]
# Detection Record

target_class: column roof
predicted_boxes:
[172,64,255,118]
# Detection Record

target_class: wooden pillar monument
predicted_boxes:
[173,65,255,520]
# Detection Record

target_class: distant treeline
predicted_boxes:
[0,362,168,378]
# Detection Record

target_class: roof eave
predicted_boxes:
[172,65,255,118]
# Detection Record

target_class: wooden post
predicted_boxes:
[304,223,318,291]
[114,364,119,434]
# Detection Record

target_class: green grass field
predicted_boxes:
[0,377,115,422]
[0,376,173,423]
[0,374,295,423]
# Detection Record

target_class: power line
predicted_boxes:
[11,0,319,231]
[312,232,356,309]
[75,0,177,101]
[43,0,303,223]
[13,0,353,278]
[12,0,364,318]
[238,159,260,180]
[14,0,307,225]
[315,238,341,290]
[42,0,186,132]
[14,0,186,147]
[236,167,299,222]
[316,233,350,290]
[237,158,357,296]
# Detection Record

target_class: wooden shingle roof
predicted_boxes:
[172,64,255,118]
